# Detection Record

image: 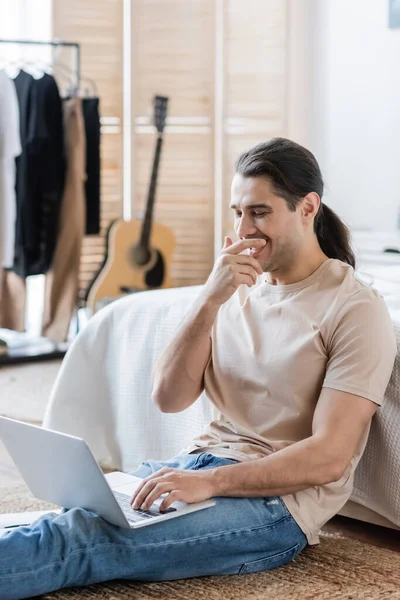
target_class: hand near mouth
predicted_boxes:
[200,237,266,307]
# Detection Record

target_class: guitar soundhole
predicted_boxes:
[131,244,151,267]
[145,250,165,287]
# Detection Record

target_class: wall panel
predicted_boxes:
[132,0,215,287]
[52,0,123,302]
[52,0,288,299]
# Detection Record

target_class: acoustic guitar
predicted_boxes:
[86,96,175,313]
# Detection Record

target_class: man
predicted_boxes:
[1,138,396,600]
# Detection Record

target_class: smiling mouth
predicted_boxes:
[248,239,269,256]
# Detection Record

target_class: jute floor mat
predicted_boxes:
[1,483,399,600]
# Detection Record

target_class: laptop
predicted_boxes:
[0,416,216,529]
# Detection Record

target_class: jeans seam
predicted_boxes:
[0,516,296,579]
[239,541,301,574]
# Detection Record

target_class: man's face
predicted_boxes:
[230,174,303,273]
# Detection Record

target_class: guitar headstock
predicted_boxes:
[153,95,169,134]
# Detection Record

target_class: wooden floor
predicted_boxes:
[0,439,399,552]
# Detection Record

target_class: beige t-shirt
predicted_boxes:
[178,258,397,545]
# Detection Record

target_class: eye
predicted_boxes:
[233,211,269,218]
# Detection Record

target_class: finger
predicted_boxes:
[238,273,257,288]
[159,491,180,512]
[222,236,233,250]
[130,481,146,505]
[139,482,171,511]
[224,238,266,255]
[234,264,258,285]
[235,254,264,275]
[130,468,174,505]
[131,480,156,509]
[131,472,176,509]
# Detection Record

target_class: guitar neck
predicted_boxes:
[140,133,163,248]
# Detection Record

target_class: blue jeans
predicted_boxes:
[0,452,308,600]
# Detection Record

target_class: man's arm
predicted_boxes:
[130,388,379,511]
[151,295,218,413]
[152,237,264,413]
[205,388,378,497]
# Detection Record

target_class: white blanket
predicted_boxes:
[43,284,400,528]
[43,287,211,472]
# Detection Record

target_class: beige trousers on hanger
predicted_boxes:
[0,270,26,331]
[42,98,86,343]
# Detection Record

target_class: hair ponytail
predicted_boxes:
[315,203,355,268]
[235,138,356,268]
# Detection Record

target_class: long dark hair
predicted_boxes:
[235,138,356,268]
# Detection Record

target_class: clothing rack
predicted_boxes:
[0,39,80,91]
[0,39,82,366]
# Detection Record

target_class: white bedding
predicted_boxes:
[43,287,211,472]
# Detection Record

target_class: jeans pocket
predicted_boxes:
[277,497,291,516]
[262,496,291,522]
[238,542,301,575]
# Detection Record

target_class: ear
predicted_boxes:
[302,193,320,220]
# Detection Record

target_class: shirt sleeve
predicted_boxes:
[322,289,397,405]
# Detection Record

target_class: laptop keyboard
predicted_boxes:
[113,491,176,523]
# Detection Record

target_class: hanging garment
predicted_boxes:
[42,97,86,343]
[0,71,21,278]
[33,73,66,268]
[82,97,101,235]
[13,70,65,278]
[12,69,45,275]
[0,270,26,332]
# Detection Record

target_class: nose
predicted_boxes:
[235,214,258,238]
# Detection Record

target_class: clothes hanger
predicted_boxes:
[0,58,24,78]
[0,57,45,79]
[19,60,46,79]
[51,60,98,98]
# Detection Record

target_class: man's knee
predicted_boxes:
[48,507,112,542]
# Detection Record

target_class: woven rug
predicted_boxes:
[1,483,400,600]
